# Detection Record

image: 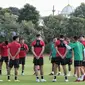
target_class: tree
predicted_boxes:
[72,3,85,18]
[8,7,20,16]
[18,3,40,24]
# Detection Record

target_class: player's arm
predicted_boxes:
[13,48,20,59]
[8,48,12,60]
[63,48,68,59]
[32,46,37,57]
[39,46,45,57]
[55,46,62,57]
[25,45,29,53]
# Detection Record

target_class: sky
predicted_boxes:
[0,0,85,16]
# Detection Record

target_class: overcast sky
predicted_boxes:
[0,0,85,16]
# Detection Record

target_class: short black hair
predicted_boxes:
[73,36,78,40]
[13,36,19,40]
[60,35,64,38]
[5,40,8,45]
[36,34,41,37]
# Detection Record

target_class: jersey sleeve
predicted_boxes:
[41,41,45,46]
[69,43,76,49]
[55,40,60,47]
[31,41,35,46]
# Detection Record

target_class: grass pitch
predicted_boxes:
[0,55,85,85]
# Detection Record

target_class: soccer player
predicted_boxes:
[31,34,46,82]
[19,38,29,75]
[7,36,21,81]
[0,41,9,75]
[52,35,68,82]
[79,36,85,73]
[66,36,85,82]
[49,38,57,75]
[66,38,73,76]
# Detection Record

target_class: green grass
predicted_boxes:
[0,55,85,85]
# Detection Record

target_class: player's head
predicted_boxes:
[20,38,25,44]
[5,40,8,45]
[66,37,70,43]
[13,36,19,42]
[53,38,57,43]
[73,36,78,42]
[79,36,85,41]
[36,34,42,40]
[59,35,64,40]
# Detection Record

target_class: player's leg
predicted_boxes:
[57,65,61,76]
[67,58,72,76]
[61,58,68,82]
[7,59,13,81]
[0,57,3,75]
[14,59,19,81]
[5,57,9,75]
[39,58,46,82]
[74,61,81,82]
[49,58,55,75]
[21,57,25,75]
[33,58,40,82]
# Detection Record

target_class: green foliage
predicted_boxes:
[18,3,40,24]
[72,3,85,18]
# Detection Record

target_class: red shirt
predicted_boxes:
[8,41,21,59]
[80,40,85,47]
[19,43,28,58]
[55,40,66,57]
[31,40,45,58]
[0,43,8,57]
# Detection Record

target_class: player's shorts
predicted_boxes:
[74,61,82,67]
[82,61,85,66]
[19,57,25,65]
[51,57,57,63]
[9,59,19,68]
[66,58,72,65]
[56,57,66,65]
[33,57,43,66]
[0,56,8,62]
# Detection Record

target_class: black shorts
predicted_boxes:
[33,57,43,66]
[9,59,19,68]
[51,57,57,63]
[0,57,8,62]
[82,61,85,66]
[56,57,66,65]
[74,61,82,67]
[19,57,25,65]
[66,58,72,65]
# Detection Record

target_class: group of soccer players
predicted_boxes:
[0,34,85,82]
[31,34,85,82]
[0,36,28,81]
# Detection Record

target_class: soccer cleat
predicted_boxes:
[0,80,3,82]
[41,79,46,82]
[57,72,61,76]
[14,80,20,82]
[83,75,85,81]
[36,79,40,82]
[65,79,69,82]
[21,73,24,76]
[49,73,54,75]
[52,79,57,82]
[75,79,80,82]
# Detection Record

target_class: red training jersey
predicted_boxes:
[8,41,21,59]
[80,40,85,47]
[55,40,67,57]
[31,40,45,58]
[19,43,28,58]
[0,42,8,57]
